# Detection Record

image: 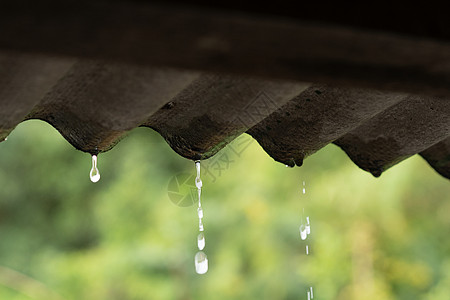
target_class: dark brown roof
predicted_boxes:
[0,1,449,179]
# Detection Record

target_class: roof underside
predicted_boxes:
[0,0,449,179]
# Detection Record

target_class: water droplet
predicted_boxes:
[310,287,314,298]
[302,181,306,194]
[299,224,308,240]
[90,155,100,183]
[307,290,311,300]
[4,137,7,141]
[194,251,208,274]
[197,207,203,219]
[306,245,309,255]
[197,232,205,250]
[199,219,204,231]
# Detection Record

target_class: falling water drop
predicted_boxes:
[302,181,306,194]
[197,232,205,250]
[197,207,203,219]
[307,290,311,300]
[194,251,208,274]
[299,224,308,240]
[310,287,314,298]
[306,245,309,255]
[90,155,100,183]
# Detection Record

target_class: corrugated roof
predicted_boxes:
[0,1,449,179]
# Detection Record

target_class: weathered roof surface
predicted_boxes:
[0,0,449,179]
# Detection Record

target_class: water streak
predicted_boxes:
[194,161,208,274]
[300,180,314,298]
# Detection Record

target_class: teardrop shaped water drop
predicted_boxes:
[197,232,205,250]
[194,251,208,274]
[299,224,308,240]
[90,155,100,183]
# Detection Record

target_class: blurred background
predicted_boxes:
[0,120,449,300]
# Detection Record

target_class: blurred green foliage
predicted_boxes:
[0,120,449,300]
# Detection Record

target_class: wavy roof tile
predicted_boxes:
[0,1,449,179]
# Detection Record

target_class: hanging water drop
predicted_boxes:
[197,232,205,250]
[194,251,208,274]
[90,155,100,183]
